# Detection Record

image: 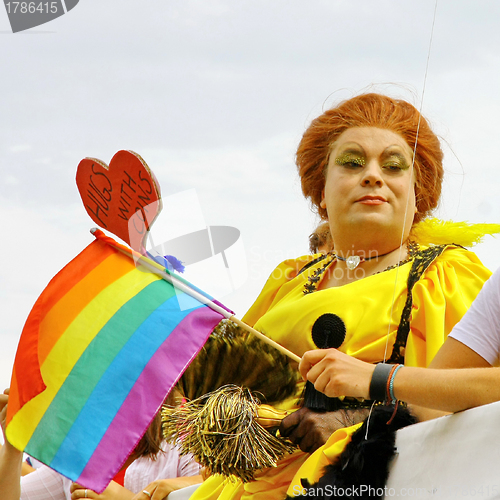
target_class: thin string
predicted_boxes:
[366,0,439,440]
[364,400,378,441]
[382,0,439,364]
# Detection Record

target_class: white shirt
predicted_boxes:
[20,442,200,500]
[449,267,500,365]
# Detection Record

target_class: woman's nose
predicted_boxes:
[361,161,383,186]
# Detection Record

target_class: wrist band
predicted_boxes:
[388,364,403,404]
[369,363,394,402]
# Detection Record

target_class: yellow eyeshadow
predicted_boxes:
[383,159,410,170]
[335,154,366,166]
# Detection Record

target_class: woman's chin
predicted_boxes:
[347,212,397,230]
[338,215,411,245]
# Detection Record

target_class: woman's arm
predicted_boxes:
[0,389,23,500]
[300,343,500,413]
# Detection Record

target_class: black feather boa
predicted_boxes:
[285,404,418,499]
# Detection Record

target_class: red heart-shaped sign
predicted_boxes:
[76,150,162,251]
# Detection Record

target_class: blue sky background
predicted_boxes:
[2,0,500,389]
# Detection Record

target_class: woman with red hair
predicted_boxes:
[188,93,496,499]
[298,93,443,226]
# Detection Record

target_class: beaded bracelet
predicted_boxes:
[385,364,399,402]
[388,364,403,404]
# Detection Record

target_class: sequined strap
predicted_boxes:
[303,396,408,411]
[386,244,450,364]
[297,253,329,276]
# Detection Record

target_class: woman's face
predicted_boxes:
[320,127,416,248]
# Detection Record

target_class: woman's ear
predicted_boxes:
[413,180,419,214]
[320,189,326,209]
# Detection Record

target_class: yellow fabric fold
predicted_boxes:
[286,423,363,497]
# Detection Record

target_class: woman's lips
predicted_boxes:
[356,196,387,205]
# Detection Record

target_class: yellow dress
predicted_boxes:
[191,244,491,500]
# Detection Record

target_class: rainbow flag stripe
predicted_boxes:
[6,230,226,492]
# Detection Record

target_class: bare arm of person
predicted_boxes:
[408,337,492,419]
[70,481,134,500]
[131,475,203,500]
[0,389,23,500]
[300,344,500,414]
[429,337,491,369]
[390,365,500,413]
[299,349,375,400]
[0,443,33,476]
[279,405,369,453]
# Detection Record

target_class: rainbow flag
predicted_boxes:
[6,230,228,492]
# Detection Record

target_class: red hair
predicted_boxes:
[296,93,443,223]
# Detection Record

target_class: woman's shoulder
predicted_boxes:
[259,253,327,290]
[268,253,326,280]
[411,218,499,277]
[242,254,326,326]
[411,244,492,317]
[414,243,488,272]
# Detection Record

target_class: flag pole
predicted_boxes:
[91,228,301,364]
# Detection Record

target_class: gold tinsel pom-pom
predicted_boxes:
[162,385,297,482]
[411,218,500,247]
[176,319,300,404]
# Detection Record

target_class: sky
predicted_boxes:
[1,0,500,390]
